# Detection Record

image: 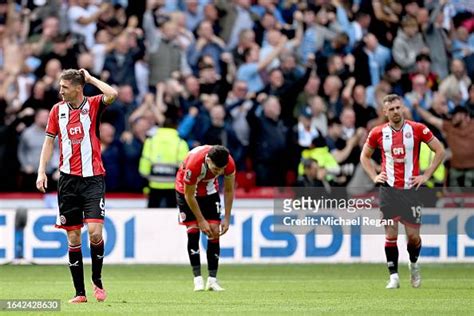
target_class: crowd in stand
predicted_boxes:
[0,0,473,193]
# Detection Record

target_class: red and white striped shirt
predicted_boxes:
[366,120,434,188]
[175,145,236,196]
[45,95,106,177]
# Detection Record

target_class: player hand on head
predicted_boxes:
[220,217,230,236]
[79,68,92,83]
[36,172,48,193]
[409,174,429,190]
[373,171,387,184]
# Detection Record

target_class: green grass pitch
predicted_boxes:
[0,264,472,314]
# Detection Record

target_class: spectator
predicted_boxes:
[103,31,145,94]
[216,0,256,50]
[340,108,356,140]
[203,3,221,35]
[392,16,426,73]
[281,53,304,82]
[300,5,342,62]
[231,29,256,68]
[139,118,189,207]
[421,0,451,80]
[100,122,123,191]
[262,54,314,126]
[297,158,329,189]
[91,29,115,76]
[225,80,253,168]
[248,96,288,186]
[143,16,191,86]
[201,105,243,164]
[180,75,202,112]
[452,26,474,61]
[415,104,474,188]
[353,33,391,88]
[253,10,278,48]
[187,20,226,75]
[197,54,233,103]
[184,0,203,32]
[36,33,78,78]
[322,75,343,119]
[294,107,319,149]
[409,53,439,91]
[350,10,371,44]
[405,73,434,121]
[308,96,328,137]
[21,80,59,118]
[102,85,138,138]
[121,117,151,193]
[294,75,320,118]
[169,11,195,50]
[351,84,377,129]
[382,62,404,97]
[421,92,449,145]
[28,16,60,56]
[368,0,401,47]
[251,0,285,25]
[39,59,62,95]
[439,59,471,105]
[76,53,101,96]
[67,0,108,49]
[236,35,287,93]
[17,109,58,191]
[465,84,474,116]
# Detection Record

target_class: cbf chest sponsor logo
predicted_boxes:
[68,122,84,143]
[392,146,405,156]
[69,126,83,135]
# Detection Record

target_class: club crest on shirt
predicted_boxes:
[405,132,412,138]
[185,170,192,182]
[81,108,89,115]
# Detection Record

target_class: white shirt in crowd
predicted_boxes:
[68,4,100,49]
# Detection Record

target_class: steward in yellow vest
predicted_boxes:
[139,121,189,208]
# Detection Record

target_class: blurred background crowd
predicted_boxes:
[0,0,473,195]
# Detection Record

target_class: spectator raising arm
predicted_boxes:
[413,102,443,131]
[257,35,287,72]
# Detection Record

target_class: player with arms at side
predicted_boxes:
[36,69,118,303]
[360,94,445,289]
[175,145,235,291]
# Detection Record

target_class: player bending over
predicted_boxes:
[175,145,235,291]
[360,94,444,289]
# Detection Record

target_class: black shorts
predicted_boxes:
[176,191,222,226]
[56,172,106,230]
[379,185,423,226]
